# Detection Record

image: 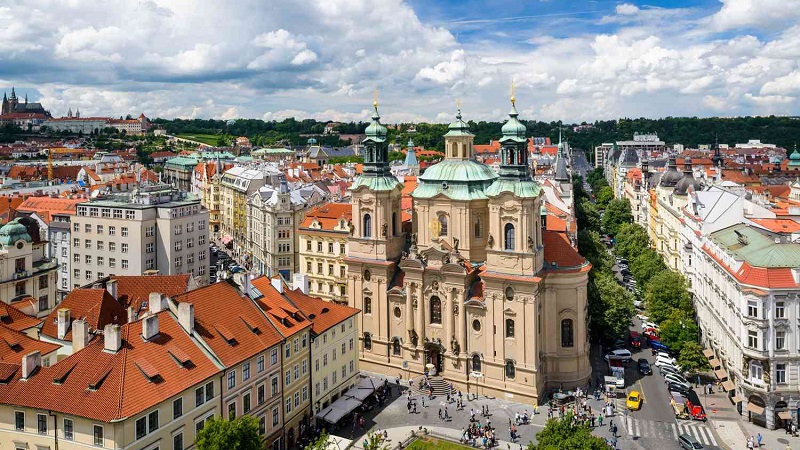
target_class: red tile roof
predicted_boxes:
[751,218,800,233]
[41,289,127,340]
[0,325,60,363]
[2,311,220,421]
[16,196,84,224]
[0,302,41,332]
[703,244,798,289]
[300,203,353,230]
[112,275,191,309]
[283,288,359,335]
[251,277,312,338]
[543,231,586,269]
[172,282,283,367]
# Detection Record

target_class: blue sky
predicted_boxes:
[1,0,799,122]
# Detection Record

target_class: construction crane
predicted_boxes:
[48,147,76,181]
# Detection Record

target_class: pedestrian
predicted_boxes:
[609,419,614,432]
[598,414,603,427]
[756,433,762,447]
[439,408,443,420]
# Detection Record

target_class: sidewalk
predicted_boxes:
[350,426,521,450]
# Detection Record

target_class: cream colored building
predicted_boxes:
[298,202,352,303]
[192,161,229,236]
[70,184,210,286]
[219,165,281,250]
[0,217,58,318]
[346,101,591,405]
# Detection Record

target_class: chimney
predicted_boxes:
[127,306,137,322]
[21,351,41,380]
[57,308,71,340]
[242,274,252,297]
[142,314,159,340]
[271,276,284,294]
[104,324,122,353]
[149,292,167,313]
[72,319,89,352]
[177,302,194,334]
[106,279,118,300]
[293,273,309,294]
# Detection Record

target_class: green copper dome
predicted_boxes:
[0,219,32,246]
[790,147,800,163]
[412,160,497,200]
[444,109,473,137]
[364,104,387,143]
[500,103,526,143]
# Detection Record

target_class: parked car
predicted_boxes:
[664,373,691,389]
[650,340,670,352]
[633,300,644,309]
[654,350,675,361]
[660,364,683,377]
[641,321,658,331]
[604,349,633,362]
[668,383,691,396]
[678,433,704,449]
[637,359,652,375]
[626,391,643,410]
[655,355,677,367]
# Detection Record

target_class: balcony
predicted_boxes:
[2,260,58,284]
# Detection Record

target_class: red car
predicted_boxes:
[629,331,641,348]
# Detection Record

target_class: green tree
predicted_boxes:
[576,199,602,231]
[577,230,612,273]
[645,271,691,324]
[360,430,389,450]
[592,272,635,341]
[658,309,699,353]
[613,223,650,261]
[195,416,262,450]
[678,341,711,375]
[304,431,330,450]
[529,413,608,450]
[586,168,606,190]
[601,199,632,236]
[595,186,614,209]
[630,249,667,287]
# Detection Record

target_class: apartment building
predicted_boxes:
[247,181,327,278]
[69,184,210,286]
[0,217,58,317]
[252,276,312,448]
[285,280,360,413]
[298,202,352,303]
[192,161,232,236]
[219,165,281,250]
[172,281,286,450]
[0,310,222,450]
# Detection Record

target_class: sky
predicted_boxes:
[1,0,800,123]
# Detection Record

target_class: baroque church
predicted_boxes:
[1,87,50,116]
[345,97,591,404]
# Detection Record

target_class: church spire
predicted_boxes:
[497,85,529,179]
[10,87,16,100]
[24,93,27,104]
[359,91,393,178]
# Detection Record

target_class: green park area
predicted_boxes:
[406,437,473,450]
[175,133,220,145]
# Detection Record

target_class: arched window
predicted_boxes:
[474,215,482,237]
[392,212,397,236]
[508,148,515,165]
[363,333,372,351]
[363,214,372,238]
[472,354,482,373]
[438,214,448,236]
[505,318,515,338]
[364,297,372,315]
[451,142,458,157]
[505,360,515,379]
[504,223,515,250]
[561,319,574,348]
[430,296,442,324]
[392,338,401,356]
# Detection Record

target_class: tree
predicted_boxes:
[195,416,262,450]
[644,271,691,324]
[658,309,699,354]
[305,431,330,450]
[601,199,632,236]
[577,230,612,273]
[586,168,606,189]
[630,249,667,287]
[595,186,614,209]
[613,223,650,261]
[529,413,608,450]
[592,272,635,341]
[576,199,601,231]
[360,430,389,450]
[678,341,710,375]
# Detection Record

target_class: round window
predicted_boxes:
[472,319,481,332]
[393,307,401,318]
[363,269,371,281]
[16,242,23,249]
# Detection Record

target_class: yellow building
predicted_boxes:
[0,217,58,318]
[219,166,271,249]
[298,203,352,303]
[193,161,230,235]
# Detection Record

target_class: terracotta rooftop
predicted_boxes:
[41,289,127,340]
[111,274,191,309]
[0,324,60,363]
[283,288,359,335]
[16,196,84,224]
[751,218,800,233]
[172,281,283,367]
[2,311,221,422]
[251,277,312,338]
[543,230,586,269]
[0,302,41,332]
[299,202,353,230]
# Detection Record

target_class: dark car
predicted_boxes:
[637,358,652,375]
[678,433,704,449]
[668,382,691,396]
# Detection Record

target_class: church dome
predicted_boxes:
[500,103,526,141]
[674,157,702,196]
[660,157,682,187]
[0,219,32,246]
[412,160,498,200]
[364,103,387,140]
[444,110,473,137]
[790,148,800,161]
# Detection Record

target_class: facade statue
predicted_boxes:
[451,335,460,356]
[487,234,494,248]
[381,223,388,237]
[409,329,419,347]
[453,237,460,253]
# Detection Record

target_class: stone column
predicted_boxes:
[446,287,455,356]
[415,284,424,343]
[406,283,414,333]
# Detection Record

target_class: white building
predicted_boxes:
[70,184,210,286]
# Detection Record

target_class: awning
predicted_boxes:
[721,380,736,392]
[703,348,715,358]
[747,403,765,415]
[708,358,721,368]
[731,394,744,403]
[778,411,792,420]
[316,397,362,424]
[714,369,728,380]
[221,235,233,245]
[345,377,378,401]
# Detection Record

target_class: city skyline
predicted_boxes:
[1,0,799,123]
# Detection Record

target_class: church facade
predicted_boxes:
[1,88,50,116]
[345,99,591,405]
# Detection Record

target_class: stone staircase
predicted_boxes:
[410,376,452,397]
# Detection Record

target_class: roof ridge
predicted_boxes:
[115,324,129,420]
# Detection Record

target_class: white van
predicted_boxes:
[604,349,632,362]
[654,354,677,367]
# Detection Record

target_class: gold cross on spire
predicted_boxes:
[373,89,379,108]
[456,97,461,111]
[510,78,516,106]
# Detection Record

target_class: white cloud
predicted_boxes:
[616,4,640,15]
[415,49,467,85]
[710,0,800,31]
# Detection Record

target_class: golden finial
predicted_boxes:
[510,78,516,106]
[373,89,379,108]
[456,97,461,111]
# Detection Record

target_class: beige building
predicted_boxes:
[219,165,281,251]
[346,101,591,405]
[298,202,352,303]
[0,217,58,318]
[70,184,210,286]
[192,161,231,236]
